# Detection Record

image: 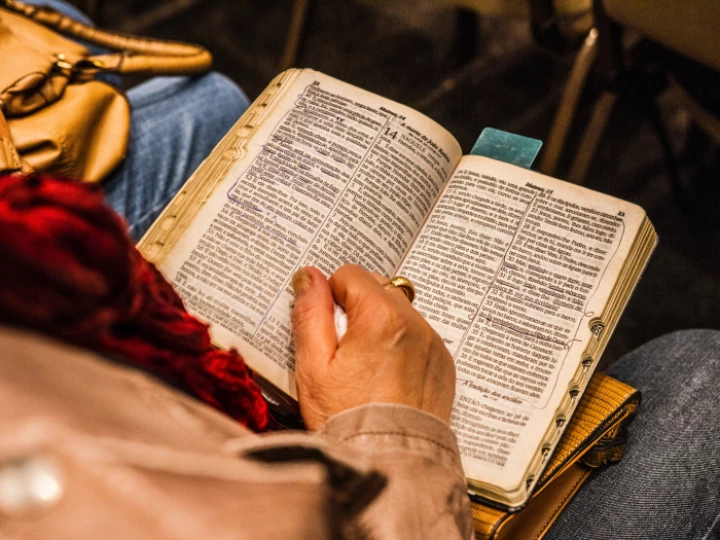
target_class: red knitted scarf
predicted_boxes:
[0,174,268,431]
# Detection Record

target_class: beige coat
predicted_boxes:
[0,327,473,539]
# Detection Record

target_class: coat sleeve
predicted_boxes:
[317,403,474,539]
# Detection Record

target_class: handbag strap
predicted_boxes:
[1,0,212,75]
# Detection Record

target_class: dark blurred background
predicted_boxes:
[76,0,720,366]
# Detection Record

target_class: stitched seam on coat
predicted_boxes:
[534,470,588,540]
[338,431,457,459]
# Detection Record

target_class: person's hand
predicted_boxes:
[291,264,456,430]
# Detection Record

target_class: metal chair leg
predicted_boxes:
[280,0,313,71]
[539,28,599,176]
[566,91,617,184]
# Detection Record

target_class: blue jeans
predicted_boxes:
[36,2,720,538]
[547,330,720,540]
[103,73,248,239]
[30,0,250,240]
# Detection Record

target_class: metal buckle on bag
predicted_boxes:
[74,58,107,71]
[53,54,106,75]
[54,54,73,71]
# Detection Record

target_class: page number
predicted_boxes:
[385,128,398,140]
[617,211,625,217]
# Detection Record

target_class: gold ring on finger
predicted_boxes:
[383,276,416,304]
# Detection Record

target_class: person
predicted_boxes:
[2,3,718,539]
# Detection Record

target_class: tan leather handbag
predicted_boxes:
[0,0,213,182]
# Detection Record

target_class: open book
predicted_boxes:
[138,69,657,510]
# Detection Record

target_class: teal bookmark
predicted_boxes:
[470,127,542,169]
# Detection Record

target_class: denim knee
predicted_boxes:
[106,71,250,239]
[643,328,720,356]
[189,72,251,126]
[607,328,720,386]
[545,331,720,539]
[607,328,720,438]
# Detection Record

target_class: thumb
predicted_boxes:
[291,266,337,376]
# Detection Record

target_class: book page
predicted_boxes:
[397,155,645,494]
[149,70,462,398]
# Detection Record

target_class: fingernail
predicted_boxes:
[292,268,312,294]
